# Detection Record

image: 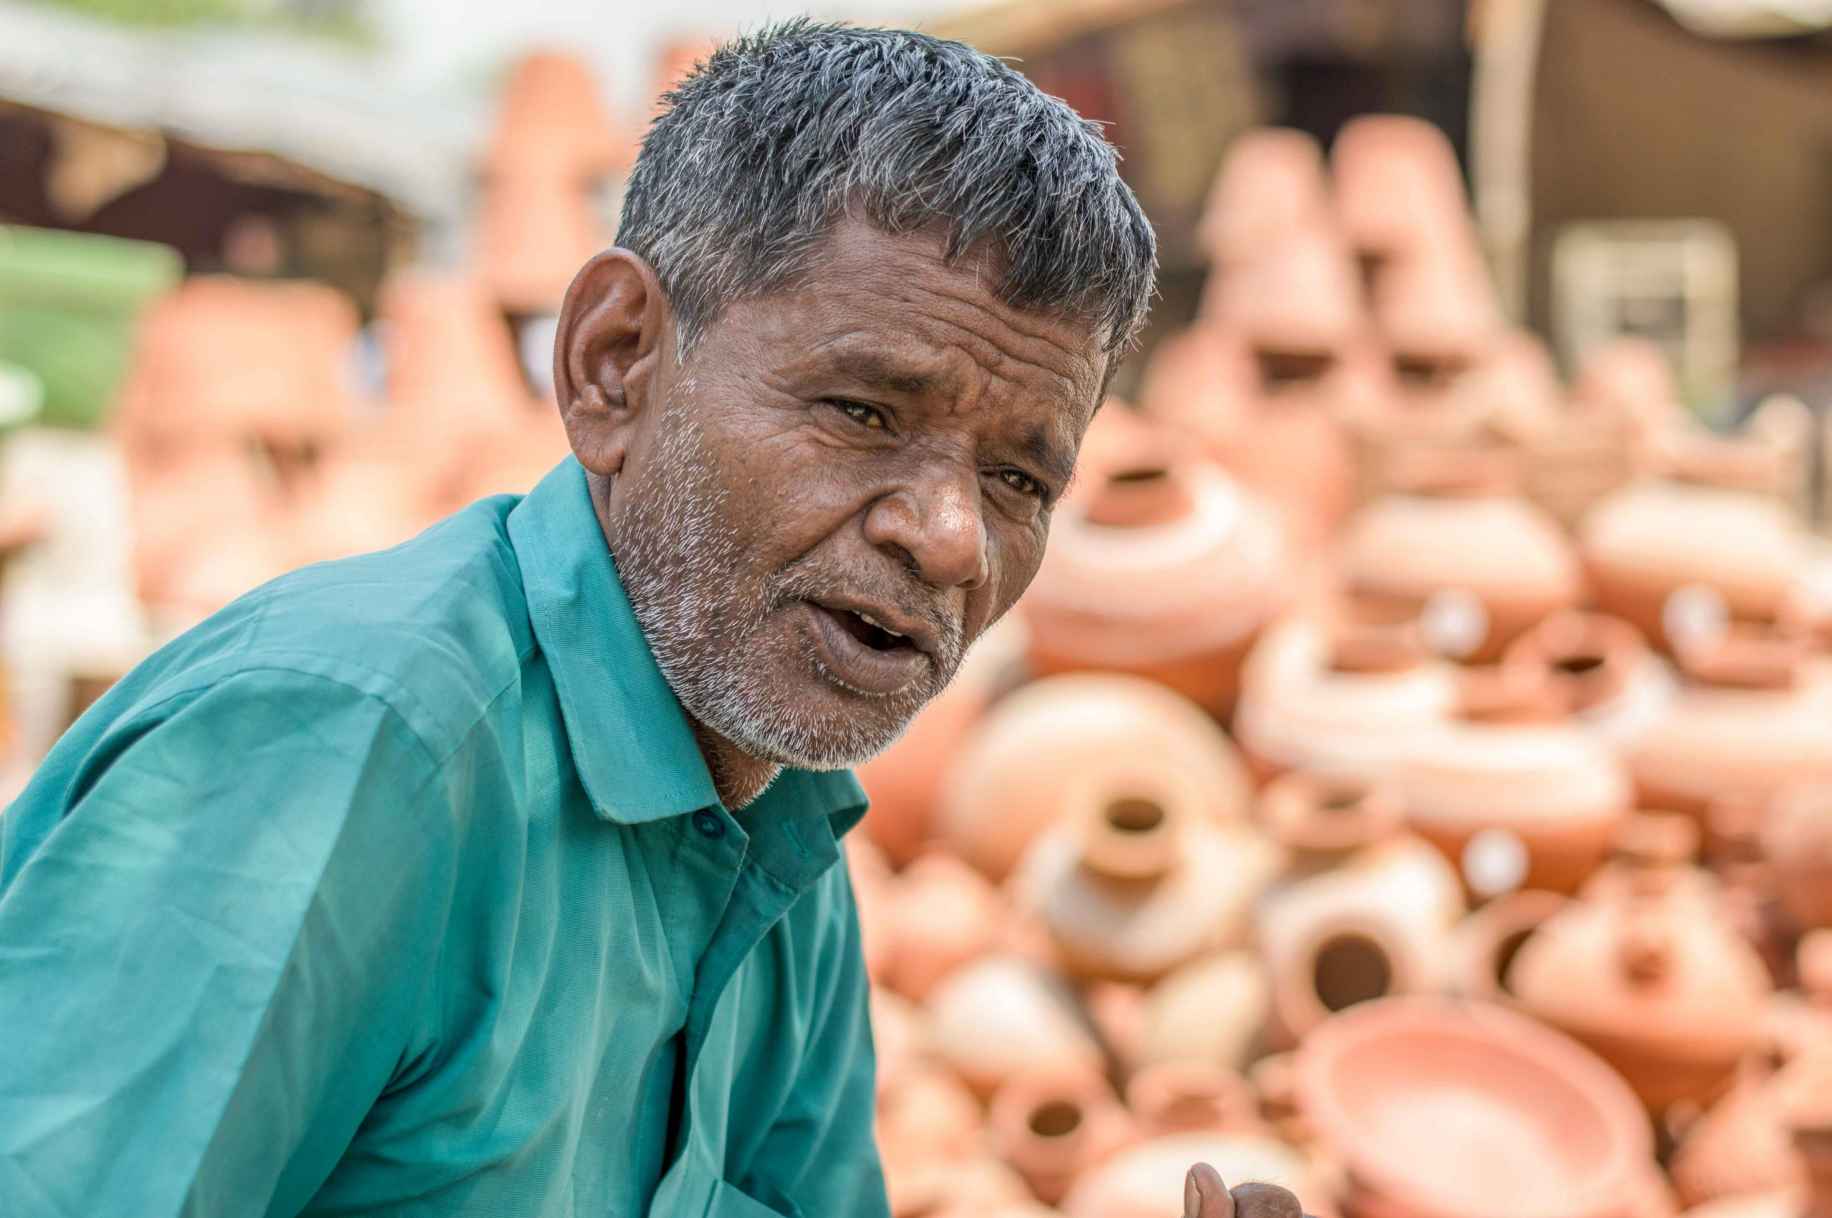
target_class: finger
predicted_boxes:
[1229,1181,1305,1218]
[1185,1162,1234,1218]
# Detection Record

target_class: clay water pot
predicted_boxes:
[1763,787,1832,931]
[1013,772,1282,985]
[938,674,1251,883]
[1331,115,1478,263]
[1338,448,1583,664]
[1125,1061,1258,1138]
[1508,814,1773,1113]
[1020,429,1292,718]
[858,615,1028,866]
[1200,128,1334,264]
[1619,632,1832,821]
[1670,1055,1809,1209]
[1202,224,1367,354]
[1061,1131,1324,1218]
[1134,951,1270,1073]
[1503,613,1675,745]
[883,852,1007,1001]
[1295,996,1654,1218]
[1449,888,1571,1002]
[1254,773,1465,1044]
[1234,605,1462,784]
[991,1070,1137,1205]
[876,1062,984,1179]
[925,955,1105,1098]
[1580,440,1813,654]
[1392,669,1633,897]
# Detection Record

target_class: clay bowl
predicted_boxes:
[1295,997,1653,1218]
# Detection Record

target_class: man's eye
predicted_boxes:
[999,469,1045,498]
[829,399,888,430]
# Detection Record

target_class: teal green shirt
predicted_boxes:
[0,458,887,1218]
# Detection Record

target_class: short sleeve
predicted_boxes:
[0,669,451,1218]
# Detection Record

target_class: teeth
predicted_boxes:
[856,610,905,639]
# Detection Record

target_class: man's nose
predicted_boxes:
[863,467,990,591]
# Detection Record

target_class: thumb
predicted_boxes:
[1184,1163,1234,1218]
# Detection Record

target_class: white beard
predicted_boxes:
[611,403,963,771]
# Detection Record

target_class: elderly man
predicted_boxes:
[0,21,1308,1218]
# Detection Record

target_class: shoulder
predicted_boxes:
[131,497,533,765]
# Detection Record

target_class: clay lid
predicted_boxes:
[1259,772,1404,859]
[1294,997,1652,1218]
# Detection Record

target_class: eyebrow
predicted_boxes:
[828,350,939,397]
[1019,424,1078,492]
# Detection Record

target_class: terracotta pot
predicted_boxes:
[887,1154,1035,1218]
[1296,996,1655,1218]
[1234,606,1462,784]
[990,1070,1136,1205]
[1014,768,1281,985]
[847,837,897,984]
[1331,115,1479,264]
[1580,444,1813,654]
[1508,814,1773,1113]
[1125,1060,1258,1139]
[938,674,1251,883]
[1764,787,1832,931]
[1061,1131,1325,1218]
[884,852,1007,1001]
[858,616,1028,866]
[925,955,1105,1098]
[1571,338,1688,451]
[1135,951,1270,1073]
[1338,447,1583,664]
[1141,325,1368,550]
[1619,633,1832,821]
[1448,888,1571,1003]
[1020,427,1292,718]
[1670,1056,1807,1209]
[1200,127,1334,265]
[1253,773,1465,1044]
[1504,613,1675,743]
[928,1203,1059,1218]
[1202,224,1366,354]
[869,987,930,1092]
[1677,1053,1832,1218]
[1392,669,1633,897]
[877,1062,983,1174]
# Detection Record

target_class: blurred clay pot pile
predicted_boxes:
[110,51,624,633]
[849,117,1832,1217]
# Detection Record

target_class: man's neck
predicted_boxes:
[690,721,782,811]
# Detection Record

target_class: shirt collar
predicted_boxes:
[506,458,867,838]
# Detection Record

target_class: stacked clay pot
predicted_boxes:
[1019,414,1293,718]
[1506,814,1773,1114]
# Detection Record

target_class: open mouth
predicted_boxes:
[828,604,918,654]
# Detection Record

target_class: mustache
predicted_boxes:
[770,559,966,665]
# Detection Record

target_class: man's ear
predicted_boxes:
[553,249,669,478]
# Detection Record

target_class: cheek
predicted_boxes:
[980,518,1050,619]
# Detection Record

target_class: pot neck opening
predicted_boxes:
[1084,463,1194,529]
[1080,793,1182,882]
[1312,929,1396,1013]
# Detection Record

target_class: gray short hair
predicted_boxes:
[616,20,1157,357]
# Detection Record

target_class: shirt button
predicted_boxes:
[692,809,726,840]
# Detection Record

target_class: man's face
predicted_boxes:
[607,219,1108,770]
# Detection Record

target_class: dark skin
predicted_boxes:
[553,219,1309,1218]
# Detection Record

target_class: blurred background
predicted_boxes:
[6,1,1832,1217]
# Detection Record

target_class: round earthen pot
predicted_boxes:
[1135,951,1271,1072]
[1061,1131,1325,1218]
[1295,996,1655,1218]
[1201,127,1335,264]
[1234,607,1462,784]
[1508,815,1773,1113]
[857,616,1028,867]
[1392,672,1634,897]
[1253,774,1465,1044]
[1020,430,1292,718]
[1331,115,1478,263]
[991,1070,1137,1205]
[1338,448,1583,664]
[1014,770,1282,985]
[883,852,1007,1001]
[1503,613,1676,746]
[1580,452,1812,654]
[1202,223,1366,355]
[1670,1056,1809,1210]
[1448,888,1571,1003]
[1619,634,1832,821]
[925,955,1105,1098]
[1763,787,1832,931]
[938,674,1252,882]
[1677,1053,1832,1218]
[1125,1060,1259,1138]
